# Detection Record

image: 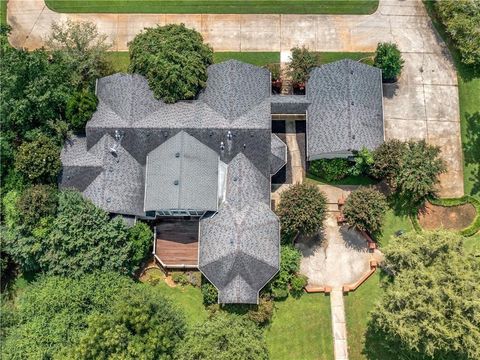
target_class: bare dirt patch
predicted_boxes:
[419,202,477,230]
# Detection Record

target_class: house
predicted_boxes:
[60,59,383,304]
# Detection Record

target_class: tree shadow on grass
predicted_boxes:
[463,111,480,195]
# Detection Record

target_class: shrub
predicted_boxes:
[309,158,351,182]
[14,135,61,184]
[287,46,317,85]
[265,63,281,81]
[270,245,303,300]
[127,221,152,270]
[350,147,374,176]
[343,187,388,234]
[172,272,189,286]
[277,183,327,239]
[201,280,218,306]
[187,271,202,287]
[290,274,308,297]
[17,185,58,231]
[247,297,274,326]
[374,42,404,81]
[129,24,213,103]
[2,190,20,229]
[436,0,480,67]
[65,91,98,131]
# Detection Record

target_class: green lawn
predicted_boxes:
[344,272,385,360]
[45,0,378,15]
[315,51,374,66]
[265,293,333,360]
[1,0,7,25]
[424,1,480,201]
[106,51,279,73]
[377,209,413,248]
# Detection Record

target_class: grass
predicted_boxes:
[1,0,6,25]
[423,1,480,201]
[344,272,385,360]
[315,51,374,66]
[106,51,279,73]
[377,209,413,248]
[265,293,333,360]
[45,0,379,15]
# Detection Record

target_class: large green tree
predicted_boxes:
[17,185,58,230]
[370,139,407,188]
[368,231,480,360]
[175,314,269,360]
[343,187,387,234]
[374,42,404,81]
[129,24,213,103]
[1,273,133,359]
[68,286,186,360]
[276,183,327,239]
[436,0,480,67]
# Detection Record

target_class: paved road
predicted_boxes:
[7,0,463,197]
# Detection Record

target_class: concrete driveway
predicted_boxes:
[7,0,463,197]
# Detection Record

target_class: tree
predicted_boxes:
[127,221,153,270]
[343,187,387,234]
[370,139,407,188]
[68,286,186,360]
[1,273,133,359]
[269,245,302,299]
[175,314,269,360]
[287,46,317,85]
[276,183,327,239]
[201,279,218,305]
[46,20,112,89]
[436,0,480,67]
[129,24,213,103]
[19,191,131,277]
[369,231,480,360]
[17,185,58,231]
[66,91,98,131]
[14,135,62,184]
[395,140,446,207]
[374,42,404,81]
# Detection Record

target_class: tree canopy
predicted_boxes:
[287,46,317,85]
[374,42,404,81]
[129,24,213,103]
[17,185,58,231]
[68,286,186,360]
[175,314,269,360]
[276,183,327,239]
[370,139,406,188]
[369,231,480,360]
[343,187,387,234]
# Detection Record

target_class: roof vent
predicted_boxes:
[220,141,225,151]
[163,131,169,137]
[352,135,356,140]
[243,143,247,149]
[350,70,354,75]
[174,180,179,185]
[227,131,233,140]
[351,101,354,106]
[233,177,238,182]
[175,152,180,158]
[106,197,111,203]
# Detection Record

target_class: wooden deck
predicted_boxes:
[154,220,199,268]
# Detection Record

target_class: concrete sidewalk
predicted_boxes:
[6,0,463,198]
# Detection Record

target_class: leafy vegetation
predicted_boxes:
[268,245,303,299]
[66,91,98,131]
[370,139,406,189]
[368,231,480,360]
[343,187,388,234]
[45,0,379,15]
[287,46,317,86]
[276,183,327,239]
[127,221,152,270]
[309,158,352,182]
[17,185,58,231]
[129,24,213,103]
[373,42,404,81]
[176,314,269,360]
[435,0,480,67]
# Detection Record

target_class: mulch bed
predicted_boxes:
[418,201,477,230]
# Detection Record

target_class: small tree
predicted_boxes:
[17,185,58,231]
[343,187,387,234]
[370,139,407,188]
[374,42,404,81]
[269,245,302,299]
[201,279,218,306]
[127,221,152,271]
[66,91,98,131]
[175,314,269,360]
[277,183,327,239]
[369,231,480,360]
[14,135,61,184]
[129,24,213,103]
[287,46,317,85]
[69,286,186,360]
[47,20,112,89]
[396,140,446,207]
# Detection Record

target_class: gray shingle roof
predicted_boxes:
[144,131,219,212]
[271,95,310,114]
[306,59,384,159]
[270,134,287,175]
[199,153,280,304]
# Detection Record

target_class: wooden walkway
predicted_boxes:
[154,220,199,268]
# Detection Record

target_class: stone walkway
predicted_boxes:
[7,0,463,198]
[331,288,348,360]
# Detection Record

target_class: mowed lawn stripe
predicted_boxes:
[45,0,379,15]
